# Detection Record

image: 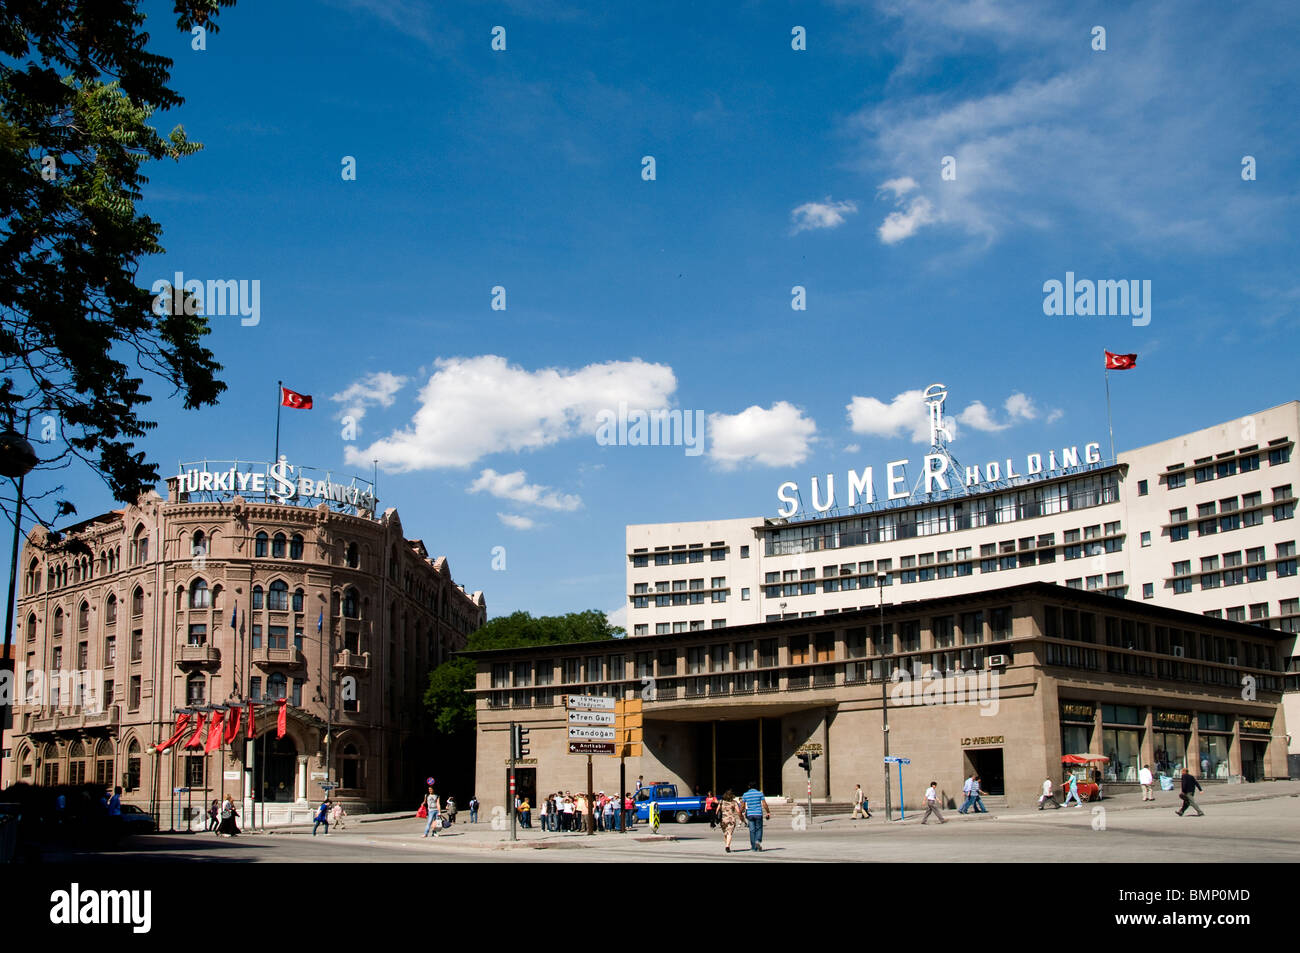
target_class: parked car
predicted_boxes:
[114,804,157,836]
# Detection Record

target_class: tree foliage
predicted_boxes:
[0,1,237,523]
[423,610,621,736]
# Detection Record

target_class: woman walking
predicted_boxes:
[423,786,441,837]
[717,790,744,853]
[217,795,240,837]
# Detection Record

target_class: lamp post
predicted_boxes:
[2,412,41,659]
[878,574,891,821]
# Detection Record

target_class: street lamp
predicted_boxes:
[2,414,41,660]
[878,573,891,821]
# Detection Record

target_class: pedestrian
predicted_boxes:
[108,787,122,817]
[1062,771,1084,807]
[623,792,635,830]
[1038,777,1060,809]
[217,795,240,836]
[921,781,946,824]
[575,792,587,831]
[469,795,479,824]
[852,783,869,820]
[1139,764,1155,801]
[538,795,549,831]
[329,801,346,829]
[967,775,989,814]
[739,781,771,852]
[206,798,220,832]
[717,790,745,853]
[313,798,330,836]
[446,796,457,825]
[562,794,575,831]
[423,787,441,837]
[958,774,975,814]
[518,796,531,829]
[603,794,615,831]
[1175,768,1205,817]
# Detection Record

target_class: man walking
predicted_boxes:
[1062,771,1084,807]
[852,784,871,820]
[967,775,989,814]
[921,781,946,824]
[312,798,331,836]
[740,782,771,852]
[1175,768,1205,817]
[1139,764,1155,801]
[958,774,975,814]
[469,795,479,824]
[1038,777,1060,810]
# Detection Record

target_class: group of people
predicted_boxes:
[711,786,771,853]
[420,788,479,836]
[312,799,347,835]
[204,795,243,836]
[531,791,637,831]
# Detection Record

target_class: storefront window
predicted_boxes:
[1061,724,1091,756]
[1152,731,1186,777]
[1200,735,1229,779]
[1102,728,1140,782]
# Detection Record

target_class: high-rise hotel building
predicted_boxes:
[625,400,1299,765]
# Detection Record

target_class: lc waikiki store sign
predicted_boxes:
[176,456,379,512]
[775,384,1102,518]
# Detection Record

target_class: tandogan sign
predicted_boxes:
[776,384,1101,518]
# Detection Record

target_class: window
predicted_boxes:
[1137,480,1148,496]
[187,624,206,646]
[292,588,305,612]
[268,580,289,611]
[105,594,117,624]
[252,585,264,610]
[1142,583,1154,599]
[710,547,725,561]
[130,628,143,661]
[1140,531,1151,547]
[255,532,269,557]
[1268,442,1292,466]
[78,601,90,630]
[251,624,262,649]
[1239,453,1260,472]
[131,526,149,564]
[268,672,287,699]
[132,587,144,616]
[345,542,359,568]
[290,534,304,559]
[1194,459,1214,483]
[129,675,142,710]
[1273,485,1295,521]
[1277,541,1297,577]
[186,673,206,705]
[191,530,207,558]
[1200,555,1221,589]
[189,578,209,609]
[741,588,750,601]
[270,533,286,558]
[52,607,64,639]
[343,587,359,618]
[1167,469,1186,489]
[105,636,116,666]
[250,676,262,701]
[268,625,289,649]
[740,546,750,558]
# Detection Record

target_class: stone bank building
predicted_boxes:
[7,463,485,825]
[470,583,1288,810]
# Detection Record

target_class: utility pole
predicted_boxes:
[879,574,891,821]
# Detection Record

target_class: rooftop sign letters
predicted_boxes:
[775,384,1102,519]
[175,456,378,513]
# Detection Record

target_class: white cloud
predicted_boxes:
[879,177,919,199]
[846,389,932,442]
[878,194,937,245]
[345,355,677,471]
[1046,408,1064,424]
[957,400,1006,432]
[497,513,536,530]
[790,197,858,235]
[708,402,817,470]
[1003,392,1037,422]
[606,604,628,633]
[469,468,581,512]
[843,443,861,454]
[330,371,408,429]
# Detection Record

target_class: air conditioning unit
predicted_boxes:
[1173,646,1184,657]
[1228,656,1238,665]
[986,654,1009,668]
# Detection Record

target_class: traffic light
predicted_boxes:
[509,724,520,760]
[517,726,530,757]
[797,752,810,773]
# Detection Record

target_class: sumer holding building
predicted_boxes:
[7,458,485,825]
[472,395,1296,808]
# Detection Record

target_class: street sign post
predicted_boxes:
[567,725,616,741]
[884,756,911,820]
[568,742,616,755]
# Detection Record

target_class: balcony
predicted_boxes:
[24,705,120,734]
[177,643,222,667]
[253,645,305,668]
[333,649,370,672]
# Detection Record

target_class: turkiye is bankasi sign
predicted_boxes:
[775,384,1101,518]
[175,456,378,512]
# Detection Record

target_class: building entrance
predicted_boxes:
[254,734,298,803]
[694,718,783,796]
[963,748,1005,796]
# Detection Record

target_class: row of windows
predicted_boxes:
[631,543,749,567]
[1168,485,1295,540]
[1163,441,1291,490]
[1170,542,1298,593]
[1044,606,1280,670]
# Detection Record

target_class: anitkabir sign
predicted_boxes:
[775,384,1102,518]
[175,456,378,513]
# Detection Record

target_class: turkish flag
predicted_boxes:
[276,698,288,739]
[245,700,255,740]
[280,386,313,409]
[204,710,226,753]
[1105,351,1137,370]
[154,713,191,753]
[183,712,207,749]
[224,706,241,745]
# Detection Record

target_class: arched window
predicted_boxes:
[68,741,88,786]
[190,578,210,609]
[25,612,36,642]
[192,530,207,557]
[292,588,304,613]
[255,532,268,557]
[125,739,141,791]
[25,558,40,595]
[131,587,144,617]
[186,672,206,706]
[252,585,264,610]
[289,534,304,559]
[272,533,286,558]
[269,580,289,611]
[52,607,64,639]
[95,738,115,787]
[212,584,223,610]
[78,601,90,630]
[17,745,33,782]
[345,542,358,568]
[105,594,117,624]
[267,672,287,700]
[342,587,359,619]
[131,525,148,564]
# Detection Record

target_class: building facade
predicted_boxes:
[472,584,1290,809]
[625,400,1299,758]
[6,473,485,825]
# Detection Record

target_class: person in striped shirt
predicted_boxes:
[740,783,771,853]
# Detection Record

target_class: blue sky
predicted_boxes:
[8,0,1300,627]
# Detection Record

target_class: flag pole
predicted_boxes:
[1104,365,1115,463]
[274,380,283,462]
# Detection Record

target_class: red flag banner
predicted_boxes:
[204,710,226,753]
[154,714,191,753]
[183,712,207,749]
[224,706,242,745]
[1105,351,1137,370]
[246,700,255,740]
[280,386,313,409]
[276,698,288,739]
